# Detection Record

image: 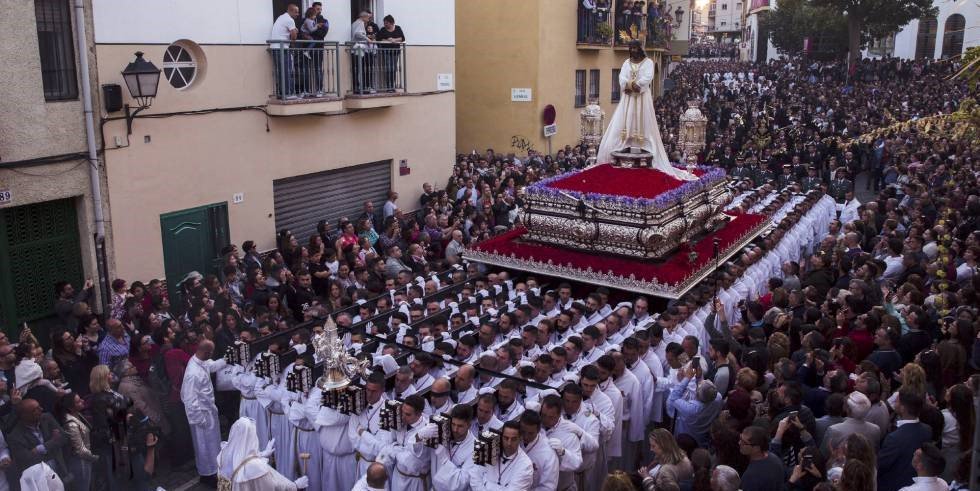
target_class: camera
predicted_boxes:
[125,412,160,455]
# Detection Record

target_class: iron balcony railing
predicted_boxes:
[577,5,613,45]
[344,42,407,95]
[267,40,341,100]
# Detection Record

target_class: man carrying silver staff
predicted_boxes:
[430,404,478,491]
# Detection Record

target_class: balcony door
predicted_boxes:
[350,0,382,22]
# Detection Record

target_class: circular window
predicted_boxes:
[163,41,202,90]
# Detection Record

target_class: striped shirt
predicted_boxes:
[98,333,131,367]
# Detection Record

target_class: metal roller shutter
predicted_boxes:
[273,160,392,244]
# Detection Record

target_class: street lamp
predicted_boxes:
[121,51,161,135]
[674,6,685,28]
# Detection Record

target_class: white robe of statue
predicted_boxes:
[596,56,697,181]
[180,355,227,477]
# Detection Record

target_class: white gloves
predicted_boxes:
[259,438,276,458]
[525,401,541,413]
[294,476,309,489]
[418,422,440,439]
[549,438,565,457]
[293,343,307,355]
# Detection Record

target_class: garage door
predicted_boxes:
[273,160,392,244]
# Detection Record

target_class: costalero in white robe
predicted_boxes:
[180,355,227,477]
[232,366,271,448]
[308,387,357,491]
[596,56,697,181]
[286,393,322,490]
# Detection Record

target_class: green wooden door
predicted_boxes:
[0,199,84,334]
[160,203,229,302]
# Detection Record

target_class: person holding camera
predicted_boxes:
[124,408,159,491]
[89,364,130,491]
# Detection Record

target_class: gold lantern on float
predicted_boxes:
[677,100,708,159]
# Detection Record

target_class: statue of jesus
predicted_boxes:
[596,40,697,180]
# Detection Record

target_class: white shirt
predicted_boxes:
[384,200,398,219]
[897,476,949,491]
[269,13,297,48]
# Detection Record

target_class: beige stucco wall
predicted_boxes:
[456,0,665,155]
[96,44,455,282]
[0,0,108,308]
[455,0,541,155]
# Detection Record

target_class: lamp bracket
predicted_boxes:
[124,104,149,136]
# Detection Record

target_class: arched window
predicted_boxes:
[915,16,938,60]
[941,14,966,59]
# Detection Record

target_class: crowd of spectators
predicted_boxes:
[269,3,406,99]
[6,51,976,491]
[687,42,740,60]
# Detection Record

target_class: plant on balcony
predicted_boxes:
[596,22,614,42]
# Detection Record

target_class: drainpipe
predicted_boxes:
[74,0,109,313]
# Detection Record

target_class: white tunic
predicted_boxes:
[309,388,356,491]
[382,418,432,491]
[468,449,534,491]
[233,368,271,448]
[522,434,559,491]
[544,419,584,490]
[598,379,624,459]
[347,396,389,478]
[583,389,614,490]
[286,394,321,490]
[431,433,477,491]
[180,355,227,476]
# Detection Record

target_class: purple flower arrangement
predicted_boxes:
[526,164,727,211]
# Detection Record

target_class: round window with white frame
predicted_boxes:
[162,41,205,90]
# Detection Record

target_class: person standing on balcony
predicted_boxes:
[376,15,405,93]
[351,11,378,94]
[270,4,300,99]
[300,7,326,97]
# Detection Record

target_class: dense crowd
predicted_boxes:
[687,43,739,60]
[6,53,976,491]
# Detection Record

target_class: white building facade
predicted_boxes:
[885,0,977,60]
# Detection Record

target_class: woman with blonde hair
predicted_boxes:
[601,470,638,491]
[89,364,129,490]
[887,362,927,407]
[639,428,693,491]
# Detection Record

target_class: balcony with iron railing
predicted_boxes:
[266,40,412,115]
[577,5,614,47]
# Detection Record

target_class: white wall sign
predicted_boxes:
[543,124,557,138]
[511,88,532,102]
[437,73,453,90]
[0,189,10,205]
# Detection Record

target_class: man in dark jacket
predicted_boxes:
[8,399,67,479]
[877,389,932,491]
